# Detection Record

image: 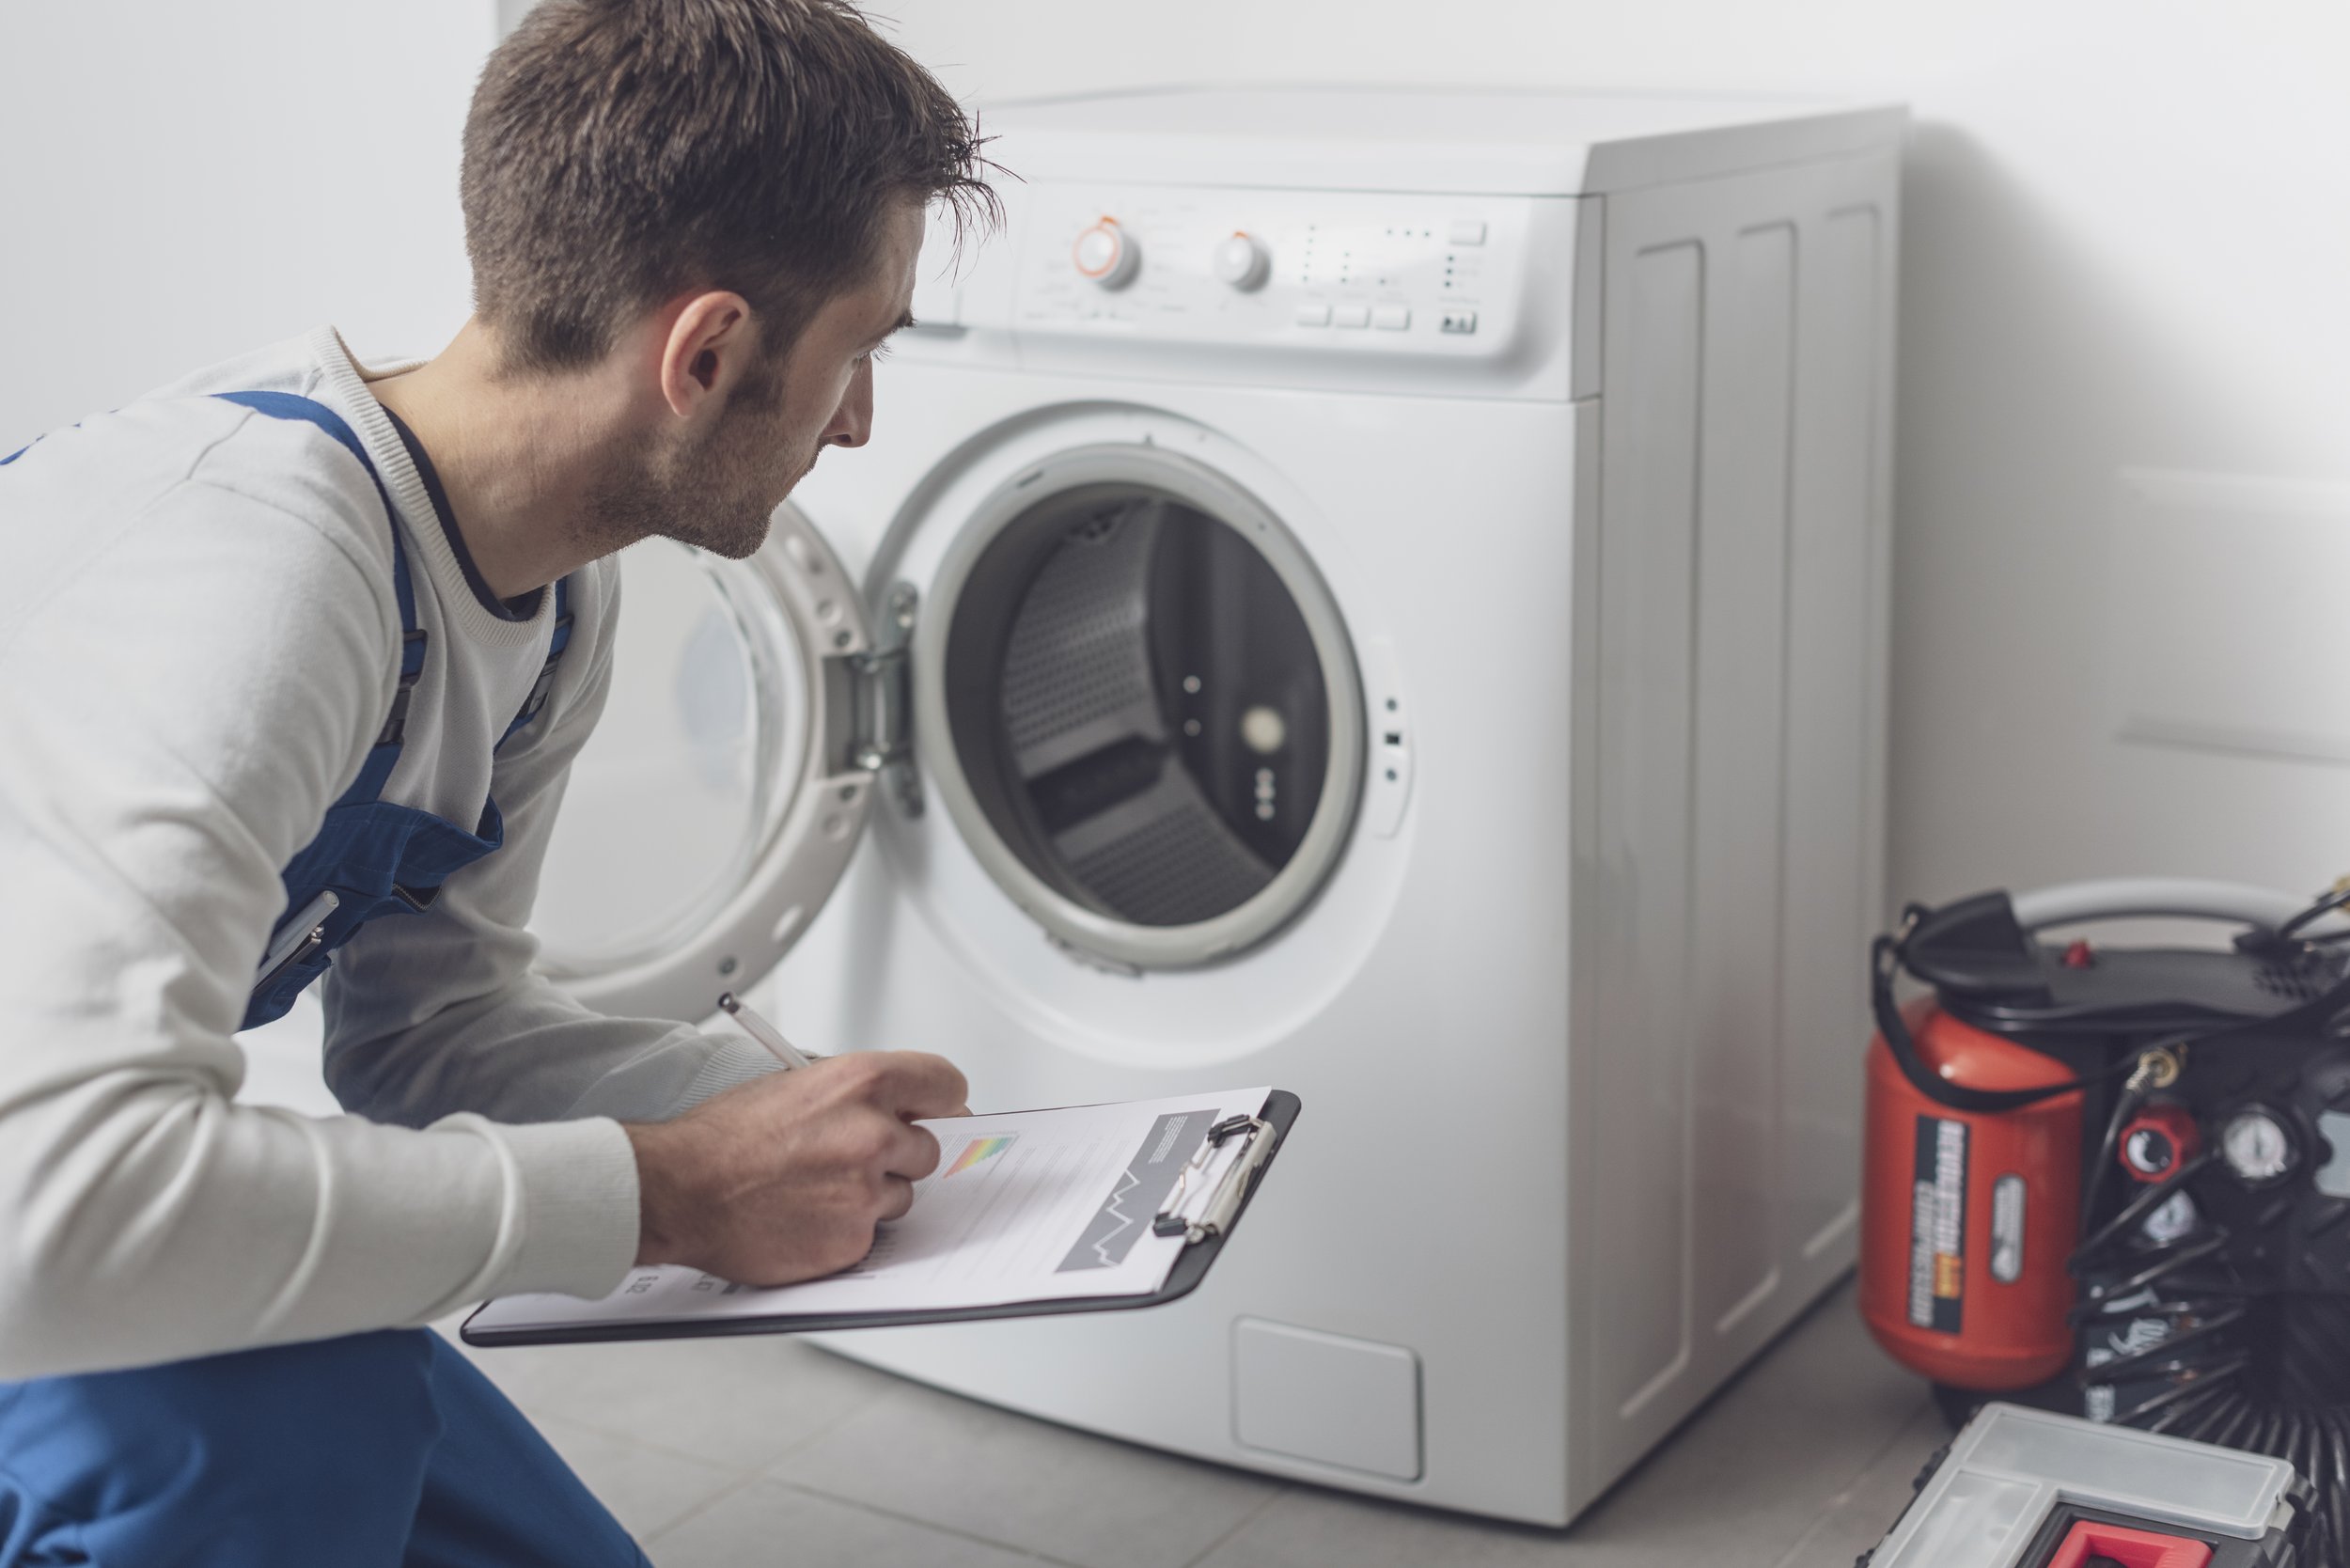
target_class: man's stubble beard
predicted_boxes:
[579,381,807,563]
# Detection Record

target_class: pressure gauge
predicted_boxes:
[2220,1107,2297,1185]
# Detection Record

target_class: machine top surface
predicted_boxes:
[981,86,1906,194]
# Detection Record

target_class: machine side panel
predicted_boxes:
[1564,395,1604,1511]
[1575,149,1899,1512]
[1590,237,1705,1424]
[1693,222,1799,1341]
[1861,151,1903,1065]
[1778,188,1895,1268]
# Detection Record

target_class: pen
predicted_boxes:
[716,992,814,1071]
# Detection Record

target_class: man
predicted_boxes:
[0,2,995,1561]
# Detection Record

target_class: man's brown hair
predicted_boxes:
[462,0,997,374]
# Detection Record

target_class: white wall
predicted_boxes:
[0,1,493,447]
[874,0,2350,910]
[6,1,2347,915]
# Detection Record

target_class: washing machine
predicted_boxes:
[531,87,1906,1526]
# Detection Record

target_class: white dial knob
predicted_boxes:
[1212,231,1269,290]
[1073,218,1138,289]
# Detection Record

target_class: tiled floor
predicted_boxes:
[444,1279,1947,1568]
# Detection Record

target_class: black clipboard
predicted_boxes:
[462,1090,1300,1348]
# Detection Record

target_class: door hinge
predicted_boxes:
[849,582,923,818]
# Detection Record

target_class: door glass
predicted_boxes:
[944,484,1331,928]
[532,540,807,978]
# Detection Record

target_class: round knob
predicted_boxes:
[1073,218,1138,289]
[2120,1103,2200,1183]
[1212,232,1269,290]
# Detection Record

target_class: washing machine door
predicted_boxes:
[528,506,885,1021]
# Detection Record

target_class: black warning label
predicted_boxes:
[1907,1115,1967,1334]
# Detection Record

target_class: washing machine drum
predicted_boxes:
[941,482,1332,931]
[916,449,1366,973]
[528,451,1364,1021]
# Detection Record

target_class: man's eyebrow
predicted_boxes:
[868,311,916,347]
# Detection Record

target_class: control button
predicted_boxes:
[1073,218,1139,289]
[1332,303,1371,329]
[1439,308,1479,336]
[1447,219,1487,246]
[1294,302,1332,327]
[1213,232,1270,290]
[1372,305,1411,331]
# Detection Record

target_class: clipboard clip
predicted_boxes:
[1153,1113,1277,1245]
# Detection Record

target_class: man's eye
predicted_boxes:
[862,342,894,367]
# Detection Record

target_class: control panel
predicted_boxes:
[1010,184,1560,365]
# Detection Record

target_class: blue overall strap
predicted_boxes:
[497,574,573,748]
[212,392,424,803]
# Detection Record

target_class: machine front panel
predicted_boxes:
[772,378,1585,1521]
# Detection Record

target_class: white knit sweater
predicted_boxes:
[0,327,775,1378]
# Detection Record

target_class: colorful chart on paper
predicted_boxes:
[945,1135,1016,1178]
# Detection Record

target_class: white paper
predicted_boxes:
[468,1087,1273,1336]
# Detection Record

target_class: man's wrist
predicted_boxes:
[623,1119,691,1268]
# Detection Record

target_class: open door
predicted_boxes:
[531,503,890,1021]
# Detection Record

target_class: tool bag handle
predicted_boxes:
[1869,933,2112,1113]
[1872,925,2350,1115]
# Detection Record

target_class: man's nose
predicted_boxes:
[823,360,875,449]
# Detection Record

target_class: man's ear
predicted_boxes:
[656,290,758,420]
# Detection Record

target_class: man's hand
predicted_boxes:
[624,1052,968,1286]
